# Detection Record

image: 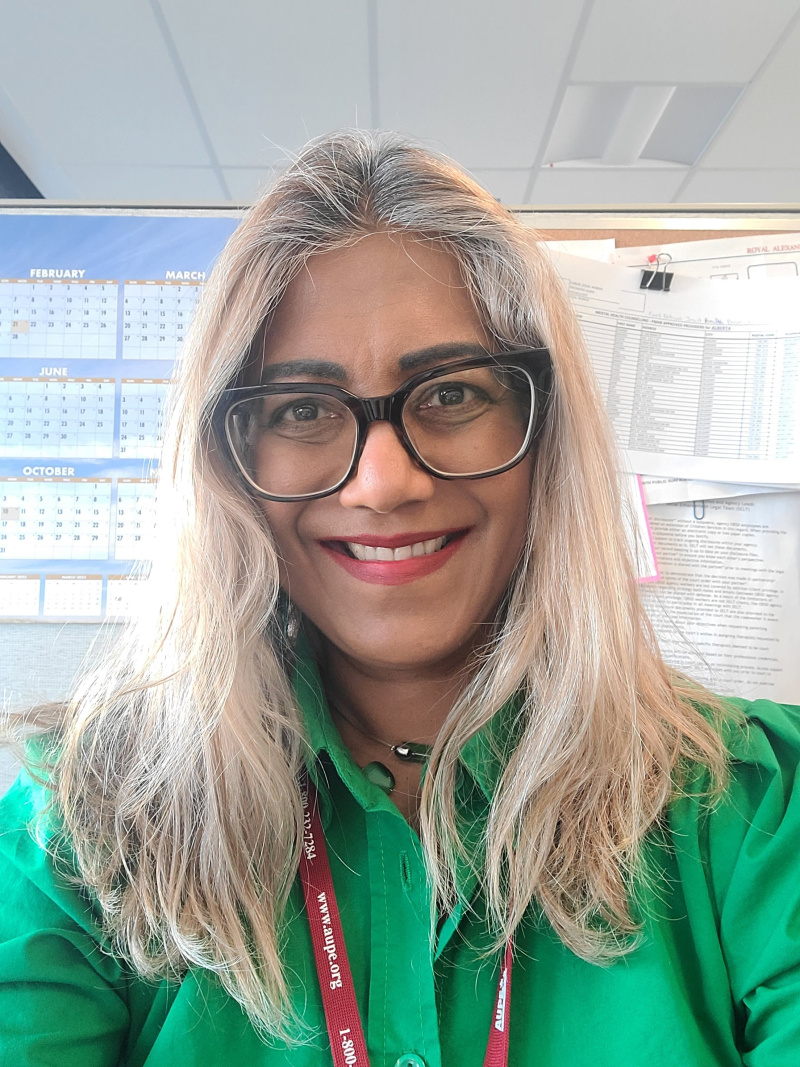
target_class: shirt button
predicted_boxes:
[394,1056,426,1067]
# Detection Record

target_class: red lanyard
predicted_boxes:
[299,774,513,1067]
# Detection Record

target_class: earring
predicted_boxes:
[272,589,301,672]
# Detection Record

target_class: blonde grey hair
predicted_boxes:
[20,130,728,1038]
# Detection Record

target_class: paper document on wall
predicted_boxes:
[551,251,800,485]
[611,232,800,281]
[641,476,783,506]
[544,238,616,262]
[641,493,800,705]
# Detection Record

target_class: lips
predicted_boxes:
[319,528,470,585]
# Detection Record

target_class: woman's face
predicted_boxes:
[257,232,533,674]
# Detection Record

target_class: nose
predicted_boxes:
[337,422,436,513]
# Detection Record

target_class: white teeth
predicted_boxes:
[345,535,448,561]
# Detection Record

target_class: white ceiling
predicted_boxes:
[1,0,799,206]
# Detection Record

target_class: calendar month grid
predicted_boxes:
[0,477,113,560]
[0,573,41,616]
[115,478,157,560]
[119,378,171,458]
[122,280,203,361]
[106,574,146,618]
[0,279,118,359]
[43,574,103,617]
[1,377,116,458]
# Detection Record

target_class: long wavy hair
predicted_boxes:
[16,130,728,1038]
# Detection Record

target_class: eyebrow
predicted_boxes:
[258,343,491,384]
[258,359,348,384]
[397,342,490,371]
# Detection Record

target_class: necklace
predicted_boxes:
[328,700,431,795]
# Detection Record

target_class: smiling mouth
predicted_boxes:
[325,530,467,562]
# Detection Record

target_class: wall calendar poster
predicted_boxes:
[0,211,240,620]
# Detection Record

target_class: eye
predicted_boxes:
[417,382,484,409]
[268,399,329,428]
[257,394,351,444]
[284,401,321,422]
[429,383,471,406]
[405,378,496,436]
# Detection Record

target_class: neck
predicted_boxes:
[319,642,465,749]
[315,635,470,822]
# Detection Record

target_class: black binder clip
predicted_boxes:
[640,253,673,292]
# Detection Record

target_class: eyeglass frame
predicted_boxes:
[213,347,553,502]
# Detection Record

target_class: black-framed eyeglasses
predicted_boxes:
[214,348,552,502]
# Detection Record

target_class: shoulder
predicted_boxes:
[0,754,136,1062]
[719,695,800,768]
[667,696,800,924]
[671,695,800,838]
[669,697,800,1056]
[0,744,105,943]
[708,695,800,840]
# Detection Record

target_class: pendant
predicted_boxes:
[363,761,396,794]
[391,741,431,763]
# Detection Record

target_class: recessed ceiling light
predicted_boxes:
[602,86,676,165]
[641,85,745,165]
[543,83,745,167]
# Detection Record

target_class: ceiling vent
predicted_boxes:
[543,83,744,167]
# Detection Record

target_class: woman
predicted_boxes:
[1,131,798,1066]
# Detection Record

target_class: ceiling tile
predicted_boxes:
[59,165,227,202]
[0,0,212,170]
[378,0,587,169]
[676,169,800,203]
[0,84,77,198]
[701,14,800,168]
[222,167,280,205]
[158,1,372,168]
[529,166,686,204]
[217,165,534,208]
[572,0,800,82]
[468,169,532,204]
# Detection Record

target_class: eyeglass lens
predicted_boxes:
[226,365,536,499]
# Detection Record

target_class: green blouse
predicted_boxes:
[1,650,799,1066]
